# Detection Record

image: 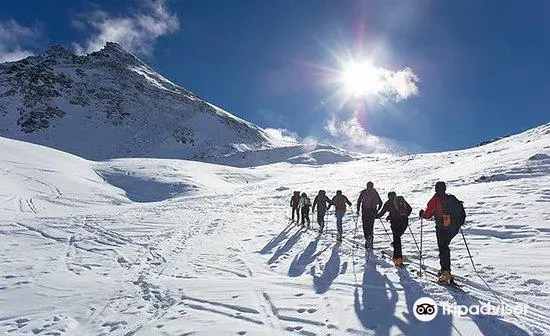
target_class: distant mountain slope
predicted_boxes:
[0,42,355,165]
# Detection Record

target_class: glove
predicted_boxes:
[419,210,424,218]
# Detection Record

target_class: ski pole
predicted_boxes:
[353,199,360,286]
[460,228,502,303]
[379,219,392,245]
[353,212,359,248]
[408,225,421,255]
[354,212,358,237]
[418,217,424,276]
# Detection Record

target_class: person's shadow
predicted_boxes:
[288,233,330,277]
[396,267,454,335]
[311,244,345,294]
[353,256,454,336]
[267,226,305,264]
[397,268,532,335]
[445,282,532,335]
[258,221,294,255]
[353,256,399,335]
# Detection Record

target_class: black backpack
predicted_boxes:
[440,194,466,228]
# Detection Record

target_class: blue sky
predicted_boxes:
[1,0,548,153]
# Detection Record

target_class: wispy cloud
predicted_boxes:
[319,61,420,153]
[323,116,403,153]
[0,20,39,63]
[337,62,419,103]
[264,128,299,145]
[74,0,179,55]
[377,67,419,101]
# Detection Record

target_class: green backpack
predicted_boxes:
[393,196,410,216]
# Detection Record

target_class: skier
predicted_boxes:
[419,181,466,284]
[312,190,332,232]
[290,191,301,223]
[376,192,412,267]
[299,192,312,227]
[356,181,383,249]
[327,190,352,241]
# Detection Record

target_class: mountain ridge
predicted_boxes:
[0,42,356,166]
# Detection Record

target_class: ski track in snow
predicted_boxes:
[0,124,549,335]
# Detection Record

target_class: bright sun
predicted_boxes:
[340,61,382,97]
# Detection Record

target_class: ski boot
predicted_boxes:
[438,270,453,284]
[394,258,404,268]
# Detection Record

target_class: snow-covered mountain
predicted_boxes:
[0,123,548,335]
[0,43,356,166]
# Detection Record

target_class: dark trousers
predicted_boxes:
[390,218,408,259]
[317,210,326,223]
[436,225,460,272]
[301,206,310,224]
[317,209,326,231]
[361,208,376,245]
[292,207,300,222]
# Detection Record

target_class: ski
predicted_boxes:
[379,247,467,287]
[432,280,466,293]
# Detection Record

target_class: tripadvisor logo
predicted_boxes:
[412,296,528,321]
[413,297,438,322]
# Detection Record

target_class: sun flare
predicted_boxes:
[340,61,383,97]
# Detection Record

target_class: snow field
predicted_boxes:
[0,124,548,335]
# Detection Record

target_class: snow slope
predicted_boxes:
[0,123,549,335]
[0,43,356,166]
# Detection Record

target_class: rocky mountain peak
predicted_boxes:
[88,42,141,66]
[0,42,277,160]
[41,44,77,63]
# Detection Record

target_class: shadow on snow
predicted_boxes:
[266,226,306,265]
[258,221,294,255]
[261,223,534,335]
[311,244,346,294]
[445,283,532,335]
[352,254,454,336]
[288,232,330,278]
[99,172,195,202]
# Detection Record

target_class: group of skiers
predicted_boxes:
[289,181,466,284]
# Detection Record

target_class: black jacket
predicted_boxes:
[377,199,412,221]
[313,194,332,211]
